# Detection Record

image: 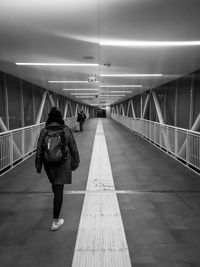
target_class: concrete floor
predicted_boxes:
[1,118,200,266]
[104,119,200,267]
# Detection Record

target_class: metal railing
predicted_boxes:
[0,116,79,175]
[111,113,200,173]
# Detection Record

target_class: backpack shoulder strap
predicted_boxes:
[59,129,67,145]
[40,128,48,141]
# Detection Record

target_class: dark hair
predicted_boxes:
[46,107,64,126]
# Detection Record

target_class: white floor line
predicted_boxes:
[71,119,132,267]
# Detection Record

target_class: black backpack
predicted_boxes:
[43,129,68,164]
[77,113,86,122]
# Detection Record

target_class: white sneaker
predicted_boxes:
[51,218,64,231]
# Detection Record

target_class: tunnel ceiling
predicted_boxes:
[0,0,200,107]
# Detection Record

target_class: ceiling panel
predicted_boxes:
[0,0,200,106]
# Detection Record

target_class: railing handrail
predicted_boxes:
[111,113,200,173]
[113,114,200,136]
[0,115,78,136]
[0,115,83,175]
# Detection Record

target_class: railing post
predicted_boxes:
[150,121,152,140]
[175,128,178,157]
[139,120,141,135]
[31,126,34,151]
[141,120,143,135]
[186,131,189,165]
[9,133,14,167]
[21,129,25,157]
[159,125,162,148]
[146,121,148,139]
[166,126,169,152]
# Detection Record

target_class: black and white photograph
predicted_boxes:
[0,0,200,266]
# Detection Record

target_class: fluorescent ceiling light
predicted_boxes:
[63,88,99,91]
[75,96,95,98]
[109,91,132,93]
[49,81,99,83]
[90,103,103,106]
[100,85,142,87]
[16,63,99,66]
[70,93,98,95]
[100,40,200,47]
[100,74,163,77]
[100,95,125,97]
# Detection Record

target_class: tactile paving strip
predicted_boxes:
[72,119,132,267]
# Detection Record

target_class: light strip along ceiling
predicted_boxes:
[16,63,99,66]
[100,40,200,46]
[75,96,95,98]
[100,95,125,97]
[109,91,132,93]
[100,74,163,77]
[63,89,99,91]
[100,85,142,87]
[49,81,99,83]
[70,93,98,95]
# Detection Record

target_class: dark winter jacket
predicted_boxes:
[77,112,86,122]
[35,122,80,184]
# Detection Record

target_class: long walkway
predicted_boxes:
[1,118,200,266]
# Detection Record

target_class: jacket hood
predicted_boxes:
[46,122,64,128]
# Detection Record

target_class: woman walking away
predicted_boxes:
[35,107,80,231]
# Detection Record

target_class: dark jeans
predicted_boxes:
[52,184,64,219]
[79,122,84,131]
